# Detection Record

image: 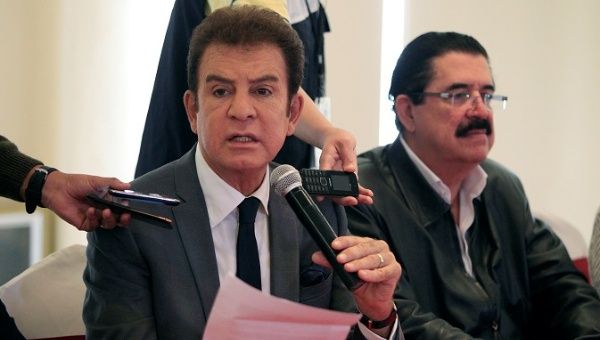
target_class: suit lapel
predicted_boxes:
[268,177,301,302]
[171,147,221,320]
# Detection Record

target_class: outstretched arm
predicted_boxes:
[20,166,131,231]
[294,89,374,205]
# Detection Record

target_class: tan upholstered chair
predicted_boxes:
[0,245,86,339]
[535,211,590,282]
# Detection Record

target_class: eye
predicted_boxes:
[450,92,470,104]
[481,93,494,103]
[212,88,230,97]
[254,88,273,96]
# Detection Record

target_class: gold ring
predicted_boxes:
[376,253,384,268]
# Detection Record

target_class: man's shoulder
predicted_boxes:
[356,146,388,177]
[132,151,195,192]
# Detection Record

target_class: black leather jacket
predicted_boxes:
[347,138,600,339]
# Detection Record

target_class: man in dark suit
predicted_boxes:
[84,6,401,339]
[346,31,600,339]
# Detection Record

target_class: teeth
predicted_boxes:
[232,136,254,142]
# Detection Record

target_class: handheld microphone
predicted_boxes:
[270,164,364,291]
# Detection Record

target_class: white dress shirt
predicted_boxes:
[194,147,271,293]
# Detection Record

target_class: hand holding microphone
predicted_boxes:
[270,164,364,291]
[271,164,402,327]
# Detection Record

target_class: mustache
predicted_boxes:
[455,118,492,137]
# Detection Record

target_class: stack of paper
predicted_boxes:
[204,274,360,339]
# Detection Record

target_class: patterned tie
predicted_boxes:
[236,197,261,290]
[590,208,600,292]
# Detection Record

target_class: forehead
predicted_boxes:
[428,52,493,89]
[198,43,287,82]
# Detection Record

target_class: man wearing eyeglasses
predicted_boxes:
[346,31,600,339]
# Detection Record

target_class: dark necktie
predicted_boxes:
[236,197,261,290]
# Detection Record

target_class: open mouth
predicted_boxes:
[230,135,257,143]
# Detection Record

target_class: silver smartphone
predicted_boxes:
[108,189,181,206]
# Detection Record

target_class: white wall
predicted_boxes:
[1,0,599,248]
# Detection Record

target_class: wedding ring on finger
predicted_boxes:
[376,253,385,268]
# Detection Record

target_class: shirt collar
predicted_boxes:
[399,137,487,204]
[194,146,270,229]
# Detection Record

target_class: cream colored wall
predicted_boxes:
[322,0,383,152]
[0,1,61,252]
[0,0,172,250]
[324,0,600,244]
[2,0,598,249]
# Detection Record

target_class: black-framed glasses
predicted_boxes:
[415,91,508,110]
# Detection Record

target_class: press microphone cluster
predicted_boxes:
[270,164,363,291]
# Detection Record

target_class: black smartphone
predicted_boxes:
[86,194,173,225]
[300,169,359,197]
[108,189,180,206]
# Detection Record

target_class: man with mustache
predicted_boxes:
[346,32,600,339]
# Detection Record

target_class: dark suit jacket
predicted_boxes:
[84,147,358,339]
[347,138,600,340]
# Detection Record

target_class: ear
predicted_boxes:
[286,92,304,136]
[183,90,199,134]
[395,95,416,133]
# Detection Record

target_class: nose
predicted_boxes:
[228,92,257,120]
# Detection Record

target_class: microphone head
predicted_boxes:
[270,164,302,196]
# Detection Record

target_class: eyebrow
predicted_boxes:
[204,74,280,85]
[445,83,496,92]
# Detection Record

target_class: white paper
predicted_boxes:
[203,274,361,339]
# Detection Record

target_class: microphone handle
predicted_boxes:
[286,187,364,291]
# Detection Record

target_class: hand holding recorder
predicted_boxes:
[87,189,180,225]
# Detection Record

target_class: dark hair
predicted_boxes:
[389,32,489,131]
[186,5,304,101]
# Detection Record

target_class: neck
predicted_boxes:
[225,171,265,196]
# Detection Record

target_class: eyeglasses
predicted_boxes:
[415,91,508,111]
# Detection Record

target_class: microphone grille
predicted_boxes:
[270,164,302,196]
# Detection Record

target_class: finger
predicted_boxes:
[89,176,130,193]
[338,144,357,173]
[118,213,132,227]
[358,185,374,198]
[100,208,118,229]
[318,147,339,171]
[81,207,100,232]
[331,235,378,252]
[356,194,374,205]
[356,258,402,284]
[108,178,131,190]
[311,251,332,268]
[332,237,389,267]
[330,196,359,206]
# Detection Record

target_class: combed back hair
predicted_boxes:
[186,5,305,101]
[389,32,490,131]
